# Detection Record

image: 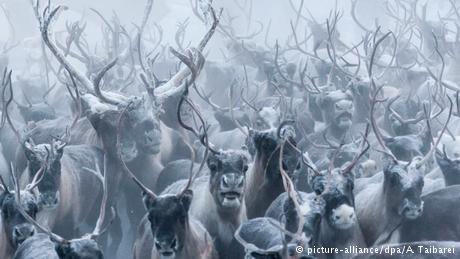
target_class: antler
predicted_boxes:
[370,86,398,164]
[415,96,453,168]
[33,1,128,106]
[25,148,49,192]
[149,6,221,102]
[342,124,371,174]
[10,163,66,244]
[84,156,115,239]
[1,68,22,143]
[117,103,157,198]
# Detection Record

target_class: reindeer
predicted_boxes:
[12,155,115,259]
[355,85,452,246]
[235,217,314,259]
[2,67,105,241]
[245,121,302,219]
[265,191,325,255]
[13,233,59,259]
[19,138,104,239]
[396,185,460,243]
[0,173,42,259]
[32,1,220,253]
[162,91,250,259]
[295,126,370,259]
[121,123,217,258]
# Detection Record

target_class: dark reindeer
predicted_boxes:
[245,121,301,219]
[434,144,460,186]
[355,85,452,246]
[0,170,44,259]
[19,137,104,239]
[125,137,217,258]
[2,66,104,241]
[12,156,115,259]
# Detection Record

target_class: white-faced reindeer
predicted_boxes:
[163,90,250,259]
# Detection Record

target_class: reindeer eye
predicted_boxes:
[242,165,249,172]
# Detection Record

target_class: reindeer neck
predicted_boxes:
[377,184,404,245]
[325,125,349,143]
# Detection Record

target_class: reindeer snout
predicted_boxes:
[221,174,244,190]
[155,237,177,252]
[330,204,356,229]
[335,100,354,113]
[39,191,60,208]
[13,223,36,245]
[401,199,424,219]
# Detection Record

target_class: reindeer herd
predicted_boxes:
[1,0,460,258]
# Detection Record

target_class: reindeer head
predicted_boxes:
[316,90,354,131]
[251,127,300,182]
[23,136,68,209]
[435,144,460,186]
[12,153,113,259]
[235,217,315,259]
[382,160,424,220]
[208,150,249,212]
[143,191,193,258]
[370,85,452,221]
[0,190,38,248]
[81,94,161,162]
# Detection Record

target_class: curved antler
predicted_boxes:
[117,103,157,198]
[416,96,453,168]
[371,86,398,164]
[86,156,115,239]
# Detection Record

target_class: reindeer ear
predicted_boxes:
[310,174,326,195]
[0,192,7,208]
[142,193,156,211]
[52,140,66,158]
[23,139,36,161]
[435,150,450,168]
[207,154,221,174]
[180,189,193,212]
[55,242,71,257]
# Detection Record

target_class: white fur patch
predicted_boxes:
[331,204,356,229]
[299,201,311,216]
[258,107,278,128]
